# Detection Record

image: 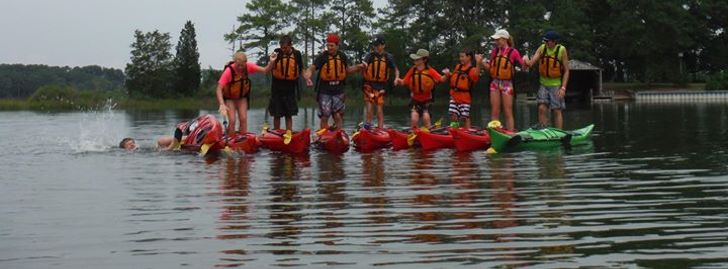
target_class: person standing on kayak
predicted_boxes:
[268,35,304,134]
[524,30,570,129]
[216,51,277,135]
[361,36,400,129]
[482,29,526,131]
[395,49,447,130]
[303,33,364,132]
[442,49,483,129]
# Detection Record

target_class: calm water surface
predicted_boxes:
[1,102,728,268]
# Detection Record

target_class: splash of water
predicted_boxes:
[69,99,126,153]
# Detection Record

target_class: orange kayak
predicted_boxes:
[416,128,454,151]
[259,129,311,154]
[225,132,261,154]
[314,128,350,154]
[353,128,391,152]
[450,128,491,152]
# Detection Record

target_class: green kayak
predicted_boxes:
[487,124,595,152]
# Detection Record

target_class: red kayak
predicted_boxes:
[450,128,491,152]
[225,132,261,154]
[416,128,454,151]
[259,129,311,154]
[352,128,391,152]
[387,128,415,150]
[178,115,225,155]
[314,128,350,154]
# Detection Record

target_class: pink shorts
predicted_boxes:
[489,79,514,96]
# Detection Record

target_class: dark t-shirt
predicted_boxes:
[363,51,397,90]
[314,51,350,95]
[271,48,303,91]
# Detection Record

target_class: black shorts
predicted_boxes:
[268,82,298,117]
[409,100,431,116]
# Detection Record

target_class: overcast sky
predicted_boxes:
[0,0,387,70]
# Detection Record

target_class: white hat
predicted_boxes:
[409,49,430,60]
[491,29,510,40]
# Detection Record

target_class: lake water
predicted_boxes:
[1,102,728,268]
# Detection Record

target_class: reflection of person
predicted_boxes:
[302,33,364,131]
[395,49,447,129]
[361,36,400,129]
[524,30,570,129]
[216,51,276,134]
[483,29,526,131]
[118,137,138,150]
[442,49,483,129]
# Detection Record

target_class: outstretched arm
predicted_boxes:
[559,49,570,97]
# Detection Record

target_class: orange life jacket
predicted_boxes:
[272,51,299,80]
[222,61,251,100]
[363,53,389,83]
[538,44,564,78]
[449,64,475,92]
[319,53,347,81]
[489,48,515,80]
[408,67,437,102]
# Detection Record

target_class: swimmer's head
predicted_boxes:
[119,137,138,150]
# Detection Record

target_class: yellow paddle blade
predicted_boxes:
[433,118,443,129]
[199,143,212,156]
[223,146,233,155]
[315,128,327,136]
[351,131,360,140]
[407,133,417,146]
[262,122,269,134]
[487,120,502,129]
[419,127,430,133]
[283,130,293,145]
[486,147,498,154]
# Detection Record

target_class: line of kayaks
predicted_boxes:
[178,115,595,156]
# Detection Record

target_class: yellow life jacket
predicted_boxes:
[222,61,251,100]
[449,64,475,91]
[319,53,347,81]
[489,48,515,80]
[538,44,564,78]
[363,53,389,83]
[272,51,299,80]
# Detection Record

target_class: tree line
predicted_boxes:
[0,64,125,99]
[228,0,727,85]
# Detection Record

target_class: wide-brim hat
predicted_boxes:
[410,49,430,60]
[491,29,510,40]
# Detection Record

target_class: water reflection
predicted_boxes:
[267,153,308,255]
[315,153,347,247]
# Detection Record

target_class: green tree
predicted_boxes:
[228,0,292,65]
[330,0,375,61]
[290,0,330,64]
[125,30,174,98]
[173,21,201,97]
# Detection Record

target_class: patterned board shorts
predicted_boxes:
[318,93,345,118]
[489,79,514,96]
[363,83,385,106]
[537,85,566,110]
[448,99,471,119]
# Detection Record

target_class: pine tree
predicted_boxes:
[125,30,174,98]
[173,21,201,97]
[227,0,292,65]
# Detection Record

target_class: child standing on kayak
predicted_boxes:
[395,49,446,130]
[523,30,570,129]
[361,36,400,129]
[217,51,276,134]
[483,29,526,131]
[303,33,364,131]
[268,35,304,133]
[442,49,483,129]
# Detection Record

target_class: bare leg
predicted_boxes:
[410,109,419,129]
[490,90,501,123]
[376,104,384,129]
[320,116,330,130]
[333,112,343,130]
[237,99,248,133]
[273,117,281,130]
[224,100,237,134]
[502,93,514,131]
[285,116,293,131]
[538,104,549,127]
[464,118,471,129]
[423,111,431,129]
[553,109,563,129]
[365,102,373,125]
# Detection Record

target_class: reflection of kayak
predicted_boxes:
[352,128,391,152]
[450,128,491,152]
[488,124,595,152]
[225,132,261,154]
[387,128,415,150]
[416,128,454,151]
[314,128,350,154]
[259,129,311,154]
[178,114,225,155]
